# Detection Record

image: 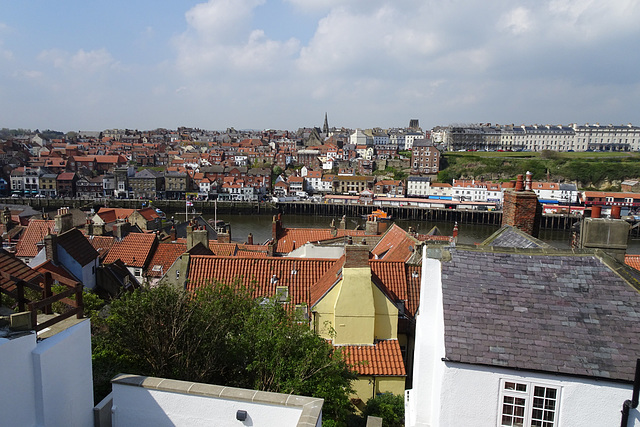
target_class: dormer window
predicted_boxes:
[275,286,289,302]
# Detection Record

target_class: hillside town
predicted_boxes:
[2,121,640,218]
[2,122,640,426]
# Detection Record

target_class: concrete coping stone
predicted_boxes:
[112,373,324,426]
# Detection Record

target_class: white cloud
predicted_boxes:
[174,0,299,76]
[38,48,118,73]
[498,7,533,35]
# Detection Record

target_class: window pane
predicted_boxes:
[516,384,527,392]
[534,386,545,397]
[501,415,513,426]
[546,388,557,399]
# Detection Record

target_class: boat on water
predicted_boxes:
[363,209,392,221]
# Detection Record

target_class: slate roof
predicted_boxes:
[15,220,55,258]
[340,339,406,376]
[103,233,157,268]
[437,246,640,382]
[480,225,553,249]
[56,228,99,267]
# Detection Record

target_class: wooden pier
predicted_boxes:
[1,198,582,230]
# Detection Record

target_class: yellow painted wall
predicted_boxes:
[373,284,398,340]
[312,267,399,344]
[351,376,406,405]
[332,267,375,345]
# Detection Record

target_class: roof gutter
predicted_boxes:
[620,358,640,427]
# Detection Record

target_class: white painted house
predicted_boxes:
[0,320,94,427]
[406,244,640,427]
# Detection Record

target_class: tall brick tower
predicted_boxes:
[502,171,542,237]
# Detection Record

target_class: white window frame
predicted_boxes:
[498,379,561,427]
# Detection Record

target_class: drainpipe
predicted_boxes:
[621,358,640,427]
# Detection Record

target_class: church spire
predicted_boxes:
[323,112,329,134]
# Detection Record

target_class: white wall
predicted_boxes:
[0,319,94,427]
[405,254,446,427]
[33,319,94,427]
[436,363,640,427]
[111,385,304,427]
[406,252,640,427]
[0,333,38,427]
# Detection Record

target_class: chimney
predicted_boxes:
[344,244,370,268]
[170,225,176,241]
[578,218,630,263]
[2,207,13,232]
[54,207,73,234]
[272,214,283,240]
[247,233,253,245]
[113,220,131,241]
[502,174,542,237]
[339,215,346,230]
[611,205,622,219]
[85,219,94,236]
[591,206,602,218]
[187,223,208,251]
[330,219,337,237]
[452,222,459,239]
[525,171,532,191]
[514,174,524,191]
[44,234,57,263]
[365,217,380,235]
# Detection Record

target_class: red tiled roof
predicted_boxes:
[309,256,345,306]
[15,220,55,258]
[370,260,407,302]
[276,228,369,253]
[340,340,406,376]
[187,256,337,305]
[87,235,115,260]
[371,224,419,262]
[626,254,640,271]
[103,233,157,267]
[0,250,42,292]
[405,264,421,317]
[97,208,135,223]
[147,242,186,277]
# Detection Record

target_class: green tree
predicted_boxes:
[361,393,405,427]
[93,283,356,423]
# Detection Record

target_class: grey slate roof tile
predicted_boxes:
[438,247,640,382]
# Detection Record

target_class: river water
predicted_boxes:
[200,212,640,254]
[201,212,591,250]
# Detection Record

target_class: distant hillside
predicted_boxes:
[438,151,640,190]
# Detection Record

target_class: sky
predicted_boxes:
[1,0,640,132]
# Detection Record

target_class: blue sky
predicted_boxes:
[1,0,640,132]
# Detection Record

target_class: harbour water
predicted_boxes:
[205,213,588,251]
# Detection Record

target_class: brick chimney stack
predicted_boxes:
[55,207,74,234]
[502,173,542,237]
[186,223,208,250]
[44,234,57,263]
[2,207,13,232]
[272,214,283,241]
[344,244,370,268]
[247,233,253,245]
